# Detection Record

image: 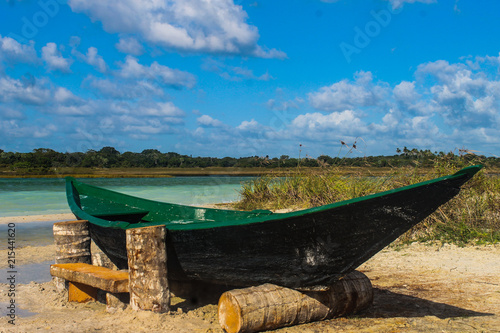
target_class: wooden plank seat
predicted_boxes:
[50,263,129,307]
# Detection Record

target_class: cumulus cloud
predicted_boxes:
[70,40,107,72]
[0,75,52,105]
[67,0,285,58]
[0,120,57,139]
[197,114,225,127]
[294,55,500,153]
[0,106,24,119]
[41,42,73,73]
[417,59,500,128]
[72,46,107,73]
[86,77,164,99]
[237,119,260,131]
[308,71,388,112]
[0,35,37,64]
[140,102,185,118]
[291,110,366,135]
[117,56,196,88]
[115,36,145,56]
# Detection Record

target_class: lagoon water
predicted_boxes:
[0,176,253,218]
[0,176,253,284]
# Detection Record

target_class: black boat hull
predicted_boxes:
[87,173,471,288]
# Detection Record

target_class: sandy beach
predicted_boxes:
[1,216,499,332]
[0,213,76,224]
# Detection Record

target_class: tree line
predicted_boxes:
[0,147,498,174]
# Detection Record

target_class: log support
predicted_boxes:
[126,225,170,313]
[218,271,373,333]
[53,220,91,292]
[52,220,374,331]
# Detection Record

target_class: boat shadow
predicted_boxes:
[358,288,494,319]
[170,284,494,320]
[169,280,236,311]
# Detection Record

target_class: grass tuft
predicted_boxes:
[235,154,500,245]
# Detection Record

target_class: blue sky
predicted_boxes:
[1,0,499,158]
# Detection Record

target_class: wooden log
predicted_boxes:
[126,225,170,313]
[218,270,373,333]
[53,220,91,292]
[53,220,91,264]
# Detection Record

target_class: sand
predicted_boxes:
[0,214,76,224]
[0,218,499,332]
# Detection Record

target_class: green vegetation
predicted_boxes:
[1,146,500,176]
[1,146,498,244]
[236,155,500,246]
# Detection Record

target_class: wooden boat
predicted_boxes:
[66,165,481,289]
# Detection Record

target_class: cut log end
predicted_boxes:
[218,271,373,333]
[218,292,242,333]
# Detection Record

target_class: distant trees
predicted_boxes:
[0,146,497,175]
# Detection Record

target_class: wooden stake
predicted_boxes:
[126,225,170,313]
[53,220,91,264]
[218,271,373,333]
[53,220,91,292]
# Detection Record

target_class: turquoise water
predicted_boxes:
[0,176,253,218]
[0,176,253,284]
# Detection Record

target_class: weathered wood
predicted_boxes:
[53,220,91,264]
[50,263,129,293]
[218,271,373,333]
[53,220,91,292]
[126,225,170,313]
[68,281,97,303]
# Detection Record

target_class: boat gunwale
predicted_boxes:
[66,165,483,231]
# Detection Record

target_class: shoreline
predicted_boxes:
[0,213,76,224]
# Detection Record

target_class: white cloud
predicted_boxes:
[0,106,24,119]
[71,43,107,72]
[0,120,57,139]
[87,77,165,99]
[418,59,500,128]
[197,114,225,127]
[67,0,286,58]
[202,58,273,81]
[118,56,196,88]
[387,0,436,10]
[237,119,260,131]
[308,71,388,112]
[140,102,185,117]
[291,110,365,134]
[85,47,107,73]
[0,76,51,105]
[0,35,37,64]
[115,37,145,56]
[393,81,433,115]
[41,42,72,73]
[54,87,82,104]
